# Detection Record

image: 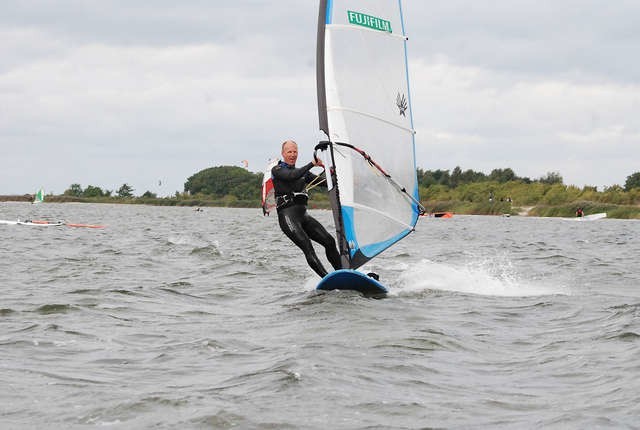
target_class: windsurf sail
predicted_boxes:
[315,0,423,269]
[261,158,278,216]
[33,188,44,204]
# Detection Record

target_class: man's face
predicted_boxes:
[282,142,298,165]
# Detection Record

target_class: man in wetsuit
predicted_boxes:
[272,140,342,278]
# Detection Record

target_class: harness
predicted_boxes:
[276,191,309,210]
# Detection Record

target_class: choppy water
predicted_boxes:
[1,202,639,429]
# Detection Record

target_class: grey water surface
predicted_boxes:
[1,203,639,429]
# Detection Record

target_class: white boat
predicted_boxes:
[0,219,64,226]
[561,212,607,221]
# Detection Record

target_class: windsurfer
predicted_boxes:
[272,140,341,277]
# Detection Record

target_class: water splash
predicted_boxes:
[396,258,568,297]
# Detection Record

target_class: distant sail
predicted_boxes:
[315,0,422,269]
[33,188,44,204]
[261,158,278,216]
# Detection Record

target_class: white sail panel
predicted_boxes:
[318,0,419,268]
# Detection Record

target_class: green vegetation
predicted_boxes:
[2,166,638,219]
[417,167,640,218]
[626,172,640,191]
[185,166,260,200]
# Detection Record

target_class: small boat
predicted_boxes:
[33,188,45,204]
[0,219,104,228]
[420,212,453,218]
[0,219,63,226]
[560,213,607,221]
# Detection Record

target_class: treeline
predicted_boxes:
[36,165,640,217]
[415,167,640,218]
[58,167,640,201]
[182,165,328,204]
[63,183,140,198]
[417,167,564,188]
[47,167,268,208]
[58,166,262,201]
[184,166,261,200]
[416,167,640,217]
[183,166,640,201]
[417,167,640,204]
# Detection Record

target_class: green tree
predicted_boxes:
[538,171,563,185]
[450,166,463,188]
[417,168,451,187]
[117,183,134,198]
[417,166,530,189]
[461,168,486,184]
[64,183,84,197]
[624,172,640,191]
[141,191,157,198]
[83,185,105,198]
[602,184,627,205]
[541,184,569,205]
[184,166,261,200]
[457,182,495,202]
[489,168,517,183]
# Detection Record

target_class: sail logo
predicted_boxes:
[396,92,408,116]
[347,11,392,33]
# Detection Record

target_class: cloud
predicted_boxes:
[0,3,319,194]
[1,1,639,194]
[404,0,640,83]
[410,52,640,187]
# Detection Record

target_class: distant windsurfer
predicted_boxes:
[272,140,341,277]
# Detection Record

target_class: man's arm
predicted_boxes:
[272,162,314,181]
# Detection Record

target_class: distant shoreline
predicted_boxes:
[2,195,639,219]
[0,195,33,202]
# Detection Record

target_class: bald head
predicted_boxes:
[281,140,299,165]
[281,140,297,152]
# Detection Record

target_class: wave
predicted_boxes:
[34,304,77,314]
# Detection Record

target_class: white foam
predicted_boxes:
[303,276,320,291]
[395,258,567,297]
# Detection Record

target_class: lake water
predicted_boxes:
[1,202,639,429]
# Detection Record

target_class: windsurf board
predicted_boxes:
[316,269,388,296]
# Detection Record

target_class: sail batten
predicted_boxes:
[317,0,419,270]
[326,106,416,133]
[350,202,416,231]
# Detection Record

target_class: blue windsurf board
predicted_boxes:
[316,269,388,296]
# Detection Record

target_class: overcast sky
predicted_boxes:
[1,1,638,196]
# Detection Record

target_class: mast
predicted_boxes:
[316,0,328,136]
[316,0,351,269]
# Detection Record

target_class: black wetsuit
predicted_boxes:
[271,160,342,277]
